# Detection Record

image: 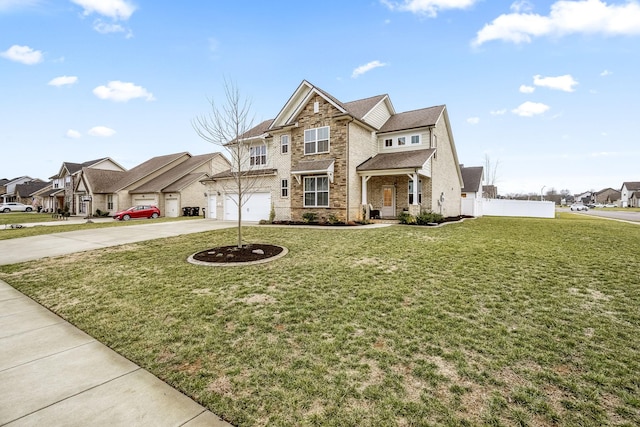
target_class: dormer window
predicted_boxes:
[384,138,393,147]
[304,126,330,155]
[411,135,420,144]
[398,137,406,146]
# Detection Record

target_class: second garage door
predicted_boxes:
[224,192,271,222]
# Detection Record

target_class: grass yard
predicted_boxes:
[1,214,639,426]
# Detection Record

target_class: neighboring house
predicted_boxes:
[14,181,50,208]
[202,80,463,222]
[76,152,230,217]
[482,185,498,199]
[0,176,39,203]
[592,188,621,205]
[620,182,640,208]
[575,191,592,205]
[49,158,126,214]
[460,165,484,217]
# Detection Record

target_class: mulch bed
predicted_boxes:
[191,244,284,263]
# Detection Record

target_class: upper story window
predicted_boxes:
[384,138,392,147]
[411,135,420,144]
[397,137,406,146]
[304,126,330,155]
[281,135,289,154]
[250,145,267,166]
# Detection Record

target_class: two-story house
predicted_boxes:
[621,182,640,208]
[202,80,463,222]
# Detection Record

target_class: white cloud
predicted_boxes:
[66,129,82,139]
[88,126,116,137]
[93,80,155,102]
[93,20,132,37]
[472,0,640,46]
[352,60,388,78]
[381,0,477,17]
[1,45,43,65]
[70,0,135,20]
[490,109,507,115]
[510,0,533,13]
[467,117,480,124]
[519,84,535,93]
[512,101,550,117]
[600,69,612,76]
[48,75,78,87]
[0,0,43,12]
[533,74,578,92]
[208,37,220,52]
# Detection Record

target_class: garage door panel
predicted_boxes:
[224,193,270,221]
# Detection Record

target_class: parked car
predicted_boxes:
[0,202,34,213]
[603,203,616,208]
[593,203,604,208]
[570,203,588,211]
[113,205,160,221]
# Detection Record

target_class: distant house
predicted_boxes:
[49,158,126,214]
[201,79,463,222]
[482,185,497,199]
[1,176,40,203]
[620,182,640,208]
[76,152,230,217]
[14,181,50,208]
[593,188,621,205]
[460,165,483,217]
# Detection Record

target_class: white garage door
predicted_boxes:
[165,198,179,217]
[224,192,271,222]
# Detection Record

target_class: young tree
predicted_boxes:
[192,79,265,248]
[483,154,500,186]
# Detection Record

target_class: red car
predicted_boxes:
[113,205,160,221]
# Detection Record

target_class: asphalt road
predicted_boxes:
[560,208,640,223]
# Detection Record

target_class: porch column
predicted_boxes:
[361,175,371,205]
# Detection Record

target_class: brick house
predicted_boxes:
[202,80,463,222]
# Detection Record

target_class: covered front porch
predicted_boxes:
[357,149,435,220]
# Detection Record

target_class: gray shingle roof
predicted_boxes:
[378,105,445,133]
[343,94,387,121]
[239,119,275,140]
[622,181,640,191]
[110,152,189,191]
[357,149,435,171]
[208,168,277,179]
[129,153,221,193]
[82,168,127,193]
[461,166,484,193]
[291,159,335,173]
[14,181,49,197]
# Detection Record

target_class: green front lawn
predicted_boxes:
[1,214,639,426]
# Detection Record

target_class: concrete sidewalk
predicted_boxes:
[0,219,238,426]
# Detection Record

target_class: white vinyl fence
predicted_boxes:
[479,199,555,219]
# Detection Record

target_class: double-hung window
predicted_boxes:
[397,136,406,146]
[281,135,289,154]
[304,126,329,155]
[250,145,267,166]
[408,180,422,204]
[281,179,289,198]
[384,138,393,147]
[107,194,113,210]
[304,176,329,207]
[411,135,420,144]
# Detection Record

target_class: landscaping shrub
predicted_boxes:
[302,212,318,223]
[398,211,416,224]
[416,211,444,225]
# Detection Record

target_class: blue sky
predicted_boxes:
[2,0,639,195]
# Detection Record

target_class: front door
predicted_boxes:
[381,185,396,217]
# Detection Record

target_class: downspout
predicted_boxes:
[345,118,353,222]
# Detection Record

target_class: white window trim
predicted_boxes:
[304,126,330,155]
[411,135,421,145]
[281,135,289,154]
[281,178,289,198]
[303,175,329,208]
[250,145,267,166]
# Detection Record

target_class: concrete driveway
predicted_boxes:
[0,219,239,266]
